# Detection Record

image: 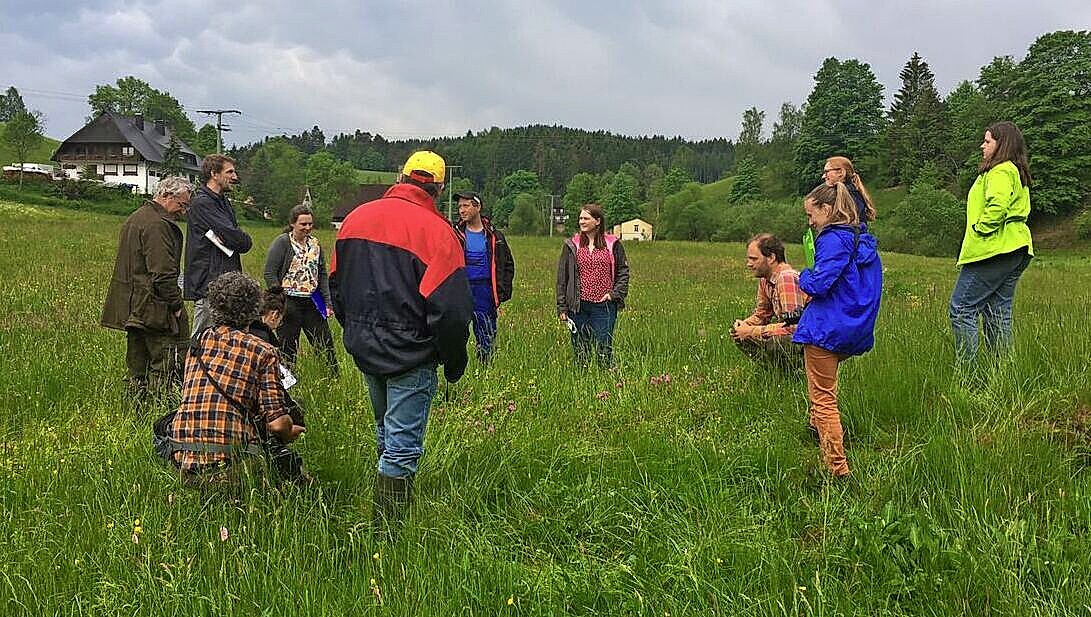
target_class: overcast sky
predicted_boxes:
[3,0,1089,147]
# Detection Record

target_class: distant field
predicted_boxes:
[1,202,1089,614]
[354,168,398,184]
[0,121,60,165]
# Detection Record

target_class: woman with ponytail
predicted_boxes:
[803,156,877,267]
[793,182,883,478]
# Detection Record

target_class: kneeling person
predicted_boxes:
[731,234,808,370]
[168,273,306,484]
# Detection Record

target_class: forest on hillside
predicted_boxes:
[11,29,1086,246]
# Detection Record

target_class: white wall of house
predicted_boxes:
[58,160,198,194]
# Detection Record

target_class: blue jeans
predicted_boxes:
[949,248,1032,366]
[364,364,438,478]
[571,300,617,367]
[470,280,497,363]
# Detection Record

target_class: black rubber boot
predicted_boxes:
[372,473,413,541]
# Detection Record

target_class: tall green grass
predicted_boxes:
[0,205,1089,615]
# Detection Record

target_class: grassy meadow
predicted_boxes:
[1,201,1090,616]
[0,121,60,165]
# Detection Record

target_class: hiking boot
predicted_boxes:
[372,473,413,540]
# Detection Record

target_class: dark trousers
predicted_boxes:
[470,280,498,363]
[278,295,338,375]
[571,300,617,368]
[125,327,187,399]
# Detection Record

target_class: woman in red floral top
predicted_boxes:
[555,204,630,367]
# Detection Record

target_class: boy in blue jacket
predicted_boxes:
[793,183,882,477]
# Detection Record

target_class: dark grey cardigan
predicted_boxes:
[555,236,630,315]
[262,233,332,305]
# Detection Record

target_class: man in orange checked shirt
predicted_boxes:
[731,233,809,372]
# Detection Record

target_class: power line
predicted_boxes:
[15,86,723,144]
[194,109,241,154]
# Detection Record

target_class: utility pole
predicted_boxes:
[194,109,241,153]
[546,194,561,237]
[444,165,463,221]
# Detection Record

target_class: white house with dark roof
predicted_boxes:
[52,111,201,194]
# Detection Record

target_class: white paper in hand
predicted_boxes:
[205,229,234,257]
[279,363,297,389]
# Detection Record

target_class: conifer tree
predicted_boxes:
[884,52,947,185]
[794,58,885,192]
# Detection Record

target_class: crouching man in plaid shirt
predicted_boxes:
[731,234,809,372]
[169,272,306,486]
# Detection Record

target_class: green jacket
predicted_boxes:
[101,200,187,334]
[957,161,1033,265]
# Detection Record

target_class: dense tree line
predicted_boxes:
[56,29,1088,238]
[322,124,733,193]
[660,29,1091,243]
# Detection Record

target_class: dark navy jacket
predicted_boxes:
[183,185,253,300]
[330,184,472,381]
[793,225,882,356]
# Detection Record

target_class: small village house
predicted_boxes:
[611,218,653,241]
[331,183,391,229]
[52,111,200,193]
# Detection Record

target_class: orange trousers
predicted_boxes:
[803,345,850,477]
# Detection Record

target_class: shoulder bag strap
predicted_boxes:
[190,331,269,456]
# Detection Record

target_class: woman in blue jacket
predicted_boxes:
[793,182,882,477]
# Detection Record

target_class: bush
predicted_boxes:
[1075,209,1091,241]
[712,200,808,248]
[882,179,965,257]
[46,179,111,201]
[0,178,138,216]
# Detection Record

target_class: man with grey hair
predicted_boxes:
[102,176,194,403]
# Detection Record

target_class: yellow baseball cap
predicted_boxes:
[401,150,446,183]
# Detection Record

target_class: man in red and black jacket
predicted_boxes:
[452,191,515,364]
[330,150,471,531]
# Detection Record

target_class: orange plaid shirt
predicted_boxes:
[171,326,288,471]
[743,263,809,338]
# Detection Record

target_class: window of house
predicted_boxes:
[122,146,134,156]
[103,164,118,175]
[123,164,138,176]
[633,224,639,231]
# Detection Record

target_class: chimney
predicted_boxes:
[154,120,166,135]
[134,114,144,130]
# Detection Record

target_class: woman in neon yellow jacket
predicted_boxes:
[949,121,1033,367]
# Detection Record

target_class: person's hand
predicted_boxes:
[325,307,334,319]
[174,308,184,318]
[732,324,759,341]
[599,292,612,302]
[559,312,568,322]
[285,425,306,443]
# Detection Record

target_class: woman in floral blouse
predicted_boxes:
[263,205,338,376]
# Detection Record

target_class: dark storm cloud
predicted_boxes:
[1,0,1088,144]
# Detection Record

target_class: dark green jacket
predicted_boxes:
[101,200,187,334]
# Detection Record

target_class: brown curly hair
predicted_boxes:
[207,272,261,328]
